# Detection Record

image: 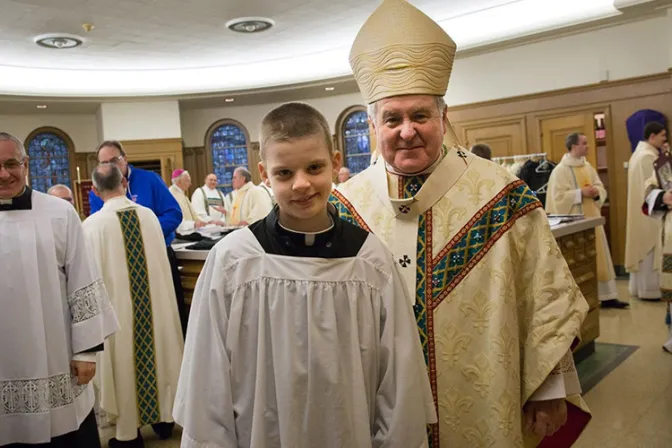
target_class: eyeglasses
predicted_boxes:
[0,158,25,171]
[99,154,125,166]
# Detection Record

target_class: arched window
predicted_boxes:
[338,107,371,175]
[25,128,75,193]
[206,120,250,195]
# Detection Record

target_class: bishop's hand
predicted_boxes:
[523,398,567,438]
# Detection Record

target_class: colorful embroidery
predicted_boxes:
[329,191,371,231]
[431,181,540,308]
[117,209,161,427]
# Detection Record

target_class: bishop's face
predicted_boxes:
[0,140,28,199]
[372,94,447,174]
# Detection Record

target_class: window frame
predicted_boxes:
[335,105,373,175]
[204,119,252,194]
[24,127,76,193]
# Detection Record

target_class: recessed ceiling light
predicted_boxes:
[325,87,335,91]
[225,98,235,103]
[36,104,47,109]
[34,33,83,49]
[226,17,274,34]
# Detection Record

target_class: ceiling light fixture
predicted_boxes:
[226,17,274,34]
[325,87,335,91]
[34,33,83,50]
[36,104,47,109]
[224,98,235,103]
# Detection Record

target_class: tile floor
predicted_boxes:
[100,280,672,447]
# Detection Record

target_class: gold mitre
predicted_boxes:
[349,0,457,104]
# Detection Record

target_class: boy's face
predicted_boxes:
[259,134,340,227]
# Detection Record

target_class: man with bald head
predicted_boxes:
[227,166,273,226]
[48,183,75,205]
[337,167,351,184]
[83,164,183,447]
[191,173,229,226]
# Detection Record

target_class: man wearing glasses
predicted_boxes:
[0,132,119,447]
[88,140,188,337]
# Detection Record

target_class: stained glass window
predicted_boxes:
[27,132,72,193]
[342,110,371,174]
[209,122,248,195]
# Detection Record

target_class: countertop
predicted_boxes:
[550,216,605,238]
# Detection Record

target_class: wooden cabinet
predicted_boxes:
[120,138,184,185]
[556,226,600,357]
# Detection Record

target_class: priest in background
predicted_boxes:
[83,164,184,447]
[0,132,119,447]
[191,173,229,225]
[47,183,75,205]
[546,132,628,309]
[626,121,667,301]
[330,1,591,446]
[227,167,273,226]
[169,169,206,233]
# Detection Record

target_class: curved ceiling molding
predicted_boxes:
[0,0,619,97]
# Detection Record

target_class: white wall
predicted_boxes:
[0,114,99,152]
[446,16,669,105]
[99,100,182,141]
[180,92,365,147]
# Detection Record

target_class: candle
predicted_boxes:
[76,166,81,183]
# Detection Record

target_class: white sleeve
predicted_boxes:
[373,261,436,448]
[645,189,666,219]
[66,209,119,354]
[191,189,211,222]
[573,189,582,205]
[72,353,97,363]
[173,249,237,448]
[528,351,581,401]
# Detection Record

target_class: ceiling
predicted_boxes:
[0,0,633,97]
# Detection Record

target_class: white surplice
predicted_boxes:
[0,190,119,445]
[191,185,230,222]
[82,196,184,441]
[173,228,435,448]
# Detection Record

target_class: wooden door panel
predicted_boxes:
[540,113,596,166]
[456,116,527,158]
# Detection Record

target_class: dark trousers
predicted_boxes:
[167,246,188,337]
[5,409,100,448]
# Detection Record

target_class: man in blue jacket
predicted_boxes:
[90,140,188,338]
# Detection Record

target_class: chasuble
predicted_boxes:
[174,208,435,448]
[626,141,662,272]
[0,189,119,445]
[82,196,184,441]
[546,154,617,289]
[330,149,591,447]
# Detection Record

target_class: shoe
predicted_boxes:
[600,299,630,309]
[108,433,144,448]
[152,422,175,440]
[639,297,661,302]
[663,346,672,355]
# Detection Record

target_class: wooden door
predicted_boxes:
[540,113,596,166]
[455,116,527,158]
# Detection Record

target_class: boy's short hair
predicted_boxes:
[260,102,333,160]
[644,121,666,140]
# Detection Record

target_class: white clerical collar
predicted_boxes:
[278,216,335,246]
[173,184,185,194]
[385,148,445,176]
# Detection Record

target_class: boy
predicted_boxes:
[173,103,435,447]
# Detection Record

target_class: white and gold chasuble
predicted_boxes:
[331,149,590,447]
